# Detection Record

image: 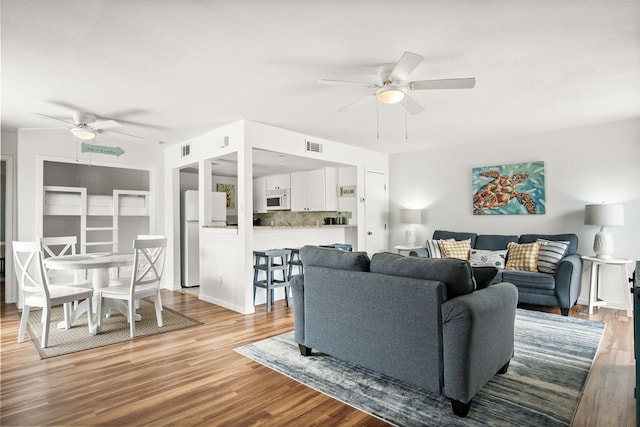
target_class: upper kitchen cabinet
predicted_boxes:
[265,174,290,191]
[291,167,338,212]
[253,177,267,213]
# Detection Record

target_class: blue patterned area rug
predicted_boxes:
[235,309,605,427]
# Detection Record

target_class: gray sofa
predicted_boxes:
[291,245,518,417]
[411,230,582,315]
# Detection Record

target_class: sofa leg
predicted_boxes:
[560,307,569,316]
[450,399,471,417]
[298,344,312,356]
[497,360,510,374]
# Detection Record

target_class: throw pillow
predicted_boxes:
[425,239,451,258]
[470,249,507,268]
[505,241,541,272]
[537,239,570,274]
[439,239,471,260]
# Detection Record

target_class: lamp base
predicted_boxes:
[593,226,614,259]
[405,226,416,246]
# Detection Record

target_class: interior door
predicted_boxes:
[364,170,388,255]
[633,261,639,421]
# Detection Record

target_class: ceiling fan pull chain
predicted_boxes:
[376,99,380,140]
[405,101,408,140]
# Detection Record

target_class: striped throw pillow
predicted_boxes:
[426,239,451,258]
[505,241,541,272]
[537,239,569,274]
[439,239,472,260]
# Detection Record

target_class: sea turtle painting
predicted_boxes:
[472,162,545,215]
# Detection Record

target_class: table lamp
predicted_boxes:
[584,203,624,259]
[399,208,421,246]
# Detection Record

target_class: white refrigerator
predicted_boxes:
[182,190,200,288]
[181,190,227,288]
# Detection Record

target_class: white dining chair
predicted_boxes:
[13,241,95,348]
[40,236,92,287]
[97,237,167,338]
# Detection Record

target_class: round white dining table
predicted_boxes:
[43,252,137,329]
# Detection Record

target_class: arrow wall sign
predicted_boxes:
[81,142,125,157]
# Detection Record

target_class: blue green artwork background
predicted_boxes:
[472,161,546,215]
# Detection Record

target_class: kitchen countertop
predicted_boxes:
[254,224,356,229]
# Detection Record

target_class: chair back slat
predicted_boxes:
[131,238,167,290]
[40,236,85,284]
[12,241,50,299]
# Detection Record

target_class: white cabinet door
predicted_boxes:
[290,168,338,212]
[290,171,307,212]
[253,177,267,212]
[266,174,290,191]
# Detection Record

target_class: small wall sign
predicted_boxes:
[339,185,356,197]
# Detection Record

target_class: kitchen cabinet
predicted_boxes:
[290,167,337,212]
[266,174,290,191]
[253,177,267,213]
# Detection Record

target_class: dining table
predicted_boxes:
[43,252,138,330]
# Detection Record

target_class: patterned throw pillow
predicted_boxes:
[470,249,507,268]
[439,239,472,260]
[505,241,541,272]
[425,239,452,258]
[537,239,570,274]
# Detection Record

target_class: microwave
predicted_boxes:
[266,189,290,210]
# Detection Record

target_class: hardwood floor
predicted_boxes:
[0,291,635,426]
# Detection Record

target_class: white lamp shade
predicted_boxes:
[399,208,421,224]
[584,203,624,226]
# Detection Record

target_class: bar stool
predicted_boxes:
[253,249,291,312]
[286,247,304,280]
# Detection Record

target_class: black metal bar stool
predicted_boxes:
[286,247,303,280]
[253,249,291,312]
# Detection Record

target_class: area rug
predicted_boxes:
[235,309,605,427]
[26,299,202,359]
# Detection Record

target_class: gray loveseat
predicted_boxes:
[411,230,582,315]
[291,245,518,417]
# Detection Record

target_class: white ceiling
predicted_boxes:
[2,0,639,154]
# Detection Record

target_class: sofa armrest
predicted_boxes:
[441,282,518,403]
[291,274,305,344]
[409,248,429,257]
[554,253,582,311]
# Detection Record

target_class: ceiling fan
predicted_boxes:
[34,111,142,140]
[319,51,476,114]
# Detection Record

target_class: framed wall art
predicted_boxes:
[216,183,235,209]
[472,161,545,215]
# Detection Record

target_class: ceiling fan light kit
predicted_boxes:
[70,124,97,140]
[377,85,406,104]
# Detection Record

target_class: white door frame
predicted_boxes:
[2,154,16,304]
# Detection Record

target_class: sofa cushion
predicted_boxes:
[537,239,570,274]
[505,241,541,272]
[470,249,506,268]
[475,234,519,250]
[501,269,556,290]
[370,252,475,297]
[519,234,578,256]
[433,230,478,247]
[439,239,471,260]
[426,239,450,258]
[300,245,370,272]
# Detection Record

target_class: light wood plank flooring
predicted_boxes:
[0,290,635,426]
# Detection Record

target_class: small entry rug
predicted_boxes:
[26,299,202,358]
[235,309,605,427]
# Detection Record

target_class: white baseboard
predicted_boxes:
[199,293,252,314]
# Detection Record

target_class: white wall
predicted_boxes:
[389,118,640,312]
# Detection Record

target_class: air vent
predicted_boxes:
[306,139,322,153]
[181,144,191,157]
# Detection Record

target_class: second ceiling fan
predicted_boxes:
[320,51,475,114]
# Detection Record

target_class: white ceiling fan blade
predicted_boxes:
[319,79,379,88]
[410,78,476,90]
[38,113,74,126]
[402,95,425,115]
[90,119,121,130]
[337,94,376,112]
[389,52,423,82]
[102,128,142,139]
